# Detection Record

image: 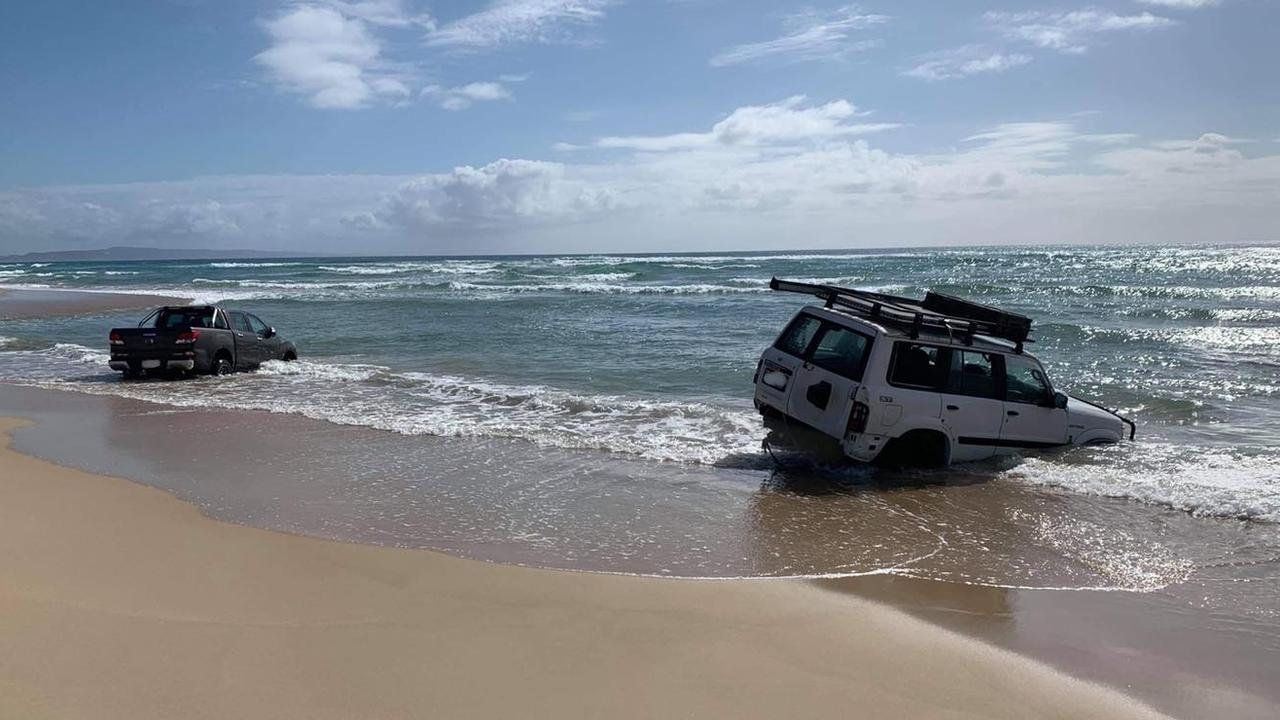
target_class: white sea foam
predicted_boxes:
[1005,443,1280,523]
[446,281,766,295]
[319,261,501,276]
[0,351,763,465]
[207,261,305,268]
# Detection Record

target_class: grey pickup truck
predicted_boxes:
[108,305,297,377]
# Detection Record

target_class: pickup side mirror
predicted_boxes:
[264,326,276,339]
[1052,391,1068,409]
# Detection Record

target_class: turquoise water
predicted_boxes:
[2,245,1279,526]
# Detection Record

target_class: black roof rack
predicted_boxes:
[769,277,1034,352]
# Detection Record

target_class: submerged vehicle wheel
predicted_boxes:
[282,351,297,362]
[876,430,949,469]
[210,356,233,376]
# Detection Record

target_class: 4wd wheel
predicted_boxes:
[282,351,297,362]
[210,356,233,376]
[876,431,949,469]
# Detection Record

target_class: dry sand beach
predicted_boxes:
[0,287,1275,720]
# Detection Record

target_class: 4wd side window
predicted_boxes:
[947,350,1000,399]
[809,324,873,380]
[247,314,269,336]
[774,314,822,358]
[228,312,252,333]
[888,343,946,389]
[1005,355,1052,404]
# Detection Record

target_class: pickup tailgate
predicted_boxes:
[112,327,188,353]
[109,327,201,372]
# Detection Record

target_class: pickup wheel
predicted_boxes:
[210,355,233,376]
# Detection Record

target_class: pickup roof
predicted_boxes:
[108,305,297,377]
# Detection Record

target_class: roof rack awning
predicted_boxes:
[769,277,1033,350]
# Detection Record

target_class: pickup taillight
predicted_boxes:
[175,329,201,345]
[109,331,123,346]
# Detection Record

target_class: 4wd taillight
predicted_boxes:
[175,329,201,345]
[109,331,123,346]
[846,401,870,435]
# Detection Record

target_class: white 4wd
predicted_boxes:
[753,280,1133,467]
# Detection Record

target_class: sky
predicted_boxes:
[0,0,1277,255]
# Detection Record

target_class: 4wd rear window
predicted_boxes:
[153,307,215,329]
[774,314,822,357]
[888,343,947,389]
[809,324,873,380]
[947,350,1000,399]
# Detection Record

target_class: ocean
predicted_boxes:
[2,245,1279,614]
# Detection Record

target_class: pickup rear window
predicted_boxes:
[152,307,216,329]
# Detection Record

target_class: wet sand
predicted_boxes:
[0,287,188,319]
[0,415,1167,720]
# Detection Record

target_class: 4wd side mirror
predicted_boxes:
[264,326,276,338]
[1052,391,1068,409]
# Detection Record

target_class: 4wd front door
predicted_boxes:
[939,349,1006,462]
[1000,355,1068,451]
[786,321,874,440]
[227,311,260,369]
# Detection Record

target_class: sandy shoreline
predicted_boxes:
[0,414,1167,720]
[0,286,189,320]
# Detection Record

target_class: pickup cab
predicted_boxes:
[108,305,297,377]
[754,279,1135,467]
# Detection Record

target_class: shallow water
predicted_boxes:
[1,245,1279,616]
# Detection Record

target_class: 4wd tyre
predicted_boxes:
[210,356,233,376]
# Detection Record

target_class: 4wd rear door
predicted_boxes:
[756,312,822,414]
[785,321,874,440]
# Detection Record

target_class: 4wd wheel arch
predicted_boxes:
[876,428,951,468]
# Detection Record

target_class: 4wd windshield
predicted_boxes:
[150,307,216,329]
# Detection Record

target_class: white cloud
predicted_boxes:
[985,9,1176,53]
[4,101,1279,254]
[375,159,616,230]
[428,0,611,48]
[586,96,898,151]
[1136,0,1221,8]
[255,4,416,109]
[316,0,433,28]
[905,46,1032,81]
[710,5,888,67]
[422,81,515,110]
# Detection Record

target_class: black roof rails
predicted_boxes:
[769,277,1034,352]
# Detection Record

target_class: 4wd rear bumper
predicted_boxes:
[109,359,196,372]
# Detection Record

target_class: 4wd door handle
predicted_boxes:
[946,405,959,411]
[1007,410,1020,416]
